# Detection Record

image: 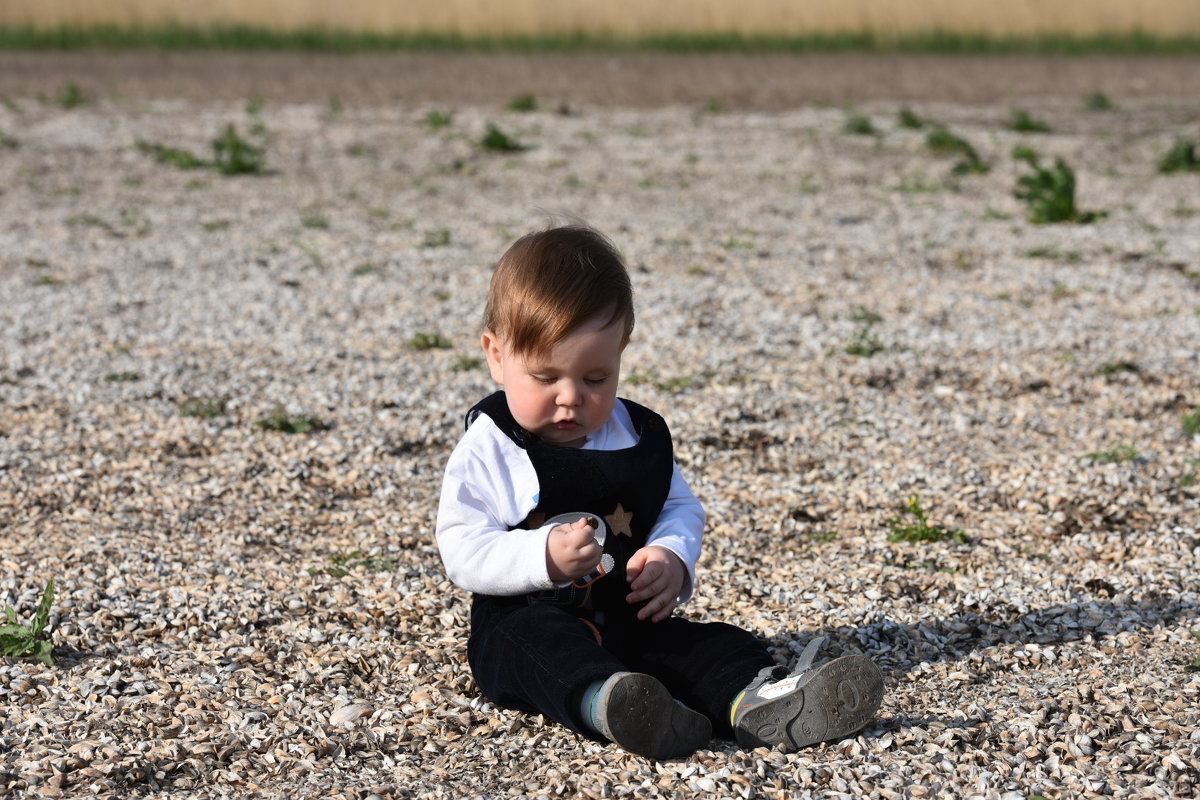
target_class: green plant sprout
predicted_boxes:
[507,93,538,112]
[1013,146,1103,224]
[1083,444,1141,464]
[886,498,968,543]
[1180,459,1200,488]
[136,139,208,169]
[1,580,55,666]
[845,326,886,357]
[1009,108,1051,133]
[897,108,924,129]
[1159,139,1200,174]
[410,332,453,350]
[422,229,451,248]
[481,123,529,152]
[1183,407,1200,438]
[308,550,396,578]
[256,404,324,434]
[212,124,264,175]
[926,126,989,174]
[842,114,877,136]
[180,396,228,419]
[1098,361,1139,375]
[1083,91,1116,112]
[137,123,265,175]
[425,109,453,129]
[57,82,84,109]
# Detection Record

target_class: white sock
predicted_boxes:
[579,678,608,735]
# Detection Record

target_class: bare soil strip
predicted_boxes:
[1,51,1199,107]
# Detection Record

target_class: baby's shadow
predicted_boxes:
[767,592,1198,680]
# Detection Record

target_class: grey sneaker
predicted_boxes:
[731,637,884,751]
[592,672,712,760]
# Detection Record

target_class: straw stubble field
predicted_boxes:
[1,53,1199,799]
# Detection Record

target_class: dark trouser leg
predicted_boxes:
[622,618,775,739]
[467,597,627,738]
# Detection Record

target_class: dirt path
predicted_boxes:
[2,50,1199,107]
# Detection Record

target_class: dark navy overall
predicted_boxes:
[462,391,774,739]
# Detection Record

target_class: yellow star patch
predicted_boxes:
[606,504,634,537]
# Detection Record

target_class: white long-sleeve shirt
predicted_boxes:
[435,399,705,602]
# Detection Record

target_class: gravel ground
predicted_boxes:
[1,55,1199,799]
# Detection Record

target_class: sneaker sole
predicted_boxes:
[599,673,712,760]
[734,655,884,751]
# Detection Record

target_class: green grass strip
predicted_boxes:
[2,25,1200,54]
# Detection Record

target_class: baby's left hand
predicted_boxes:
[625,546,685,622]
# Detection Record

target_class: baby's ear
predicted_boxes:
[480,330,506,384]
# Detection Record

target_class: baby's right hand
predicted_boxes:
[545,517,603,583]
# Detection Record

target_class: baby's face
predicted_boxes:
[482,313,625,448]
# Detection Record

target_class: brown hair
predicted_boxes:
[483,226,635,357]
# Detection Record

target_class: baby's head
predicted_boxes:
[483,225,635,358]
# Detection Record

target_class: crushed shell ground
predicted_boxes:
[1,53,1199,799]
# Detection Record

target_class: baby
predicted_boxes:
[436,225,883,759]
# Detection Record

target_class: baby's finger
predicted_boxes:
[637,591,676,622]
[628,561,663,591]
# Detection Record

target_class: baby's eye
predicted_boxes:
[532,375,556,385]
[585,376,609,386]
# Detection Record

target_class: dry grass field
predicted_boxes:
[3,0,1199,38]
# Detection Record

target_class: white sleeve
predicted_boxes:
[435,416,556,596]
[645,463,705,604]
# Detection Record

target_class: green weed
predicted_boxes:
[1098,360,1139,376]
[1,580,55,667]
[136,139,208,169]
[452,356,484,372]
[410,332,453,350]
[308,550,396,578]
[897,107,924,129]
[426,109,453,129]
[180,396,228,419]
[886,498,968,544]
[105,371,141,383]
[1083,91,1116,111]
[481,123,528,152]
[422,228,451,248]
[1009,108,1051,133]
[256,404,325,434]
[1158,138,1200,174]
[843,114,877,136]
[845,326,886,357]
[57,82,84,109]
[850,306,884,325]
[1013,146,1103,224]
[1180,459,1200,488]
[0,132,18,149]
[137,123,265,175]
[300,210,330,230]
[1184,407,1200,438]
[34,276,65,287]
[507,93,538,112]
[926,126,989,174]
[212,123,264,174]
[1084,444,1141,464]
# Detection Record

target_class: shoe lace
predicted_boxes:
[750,635,829,687]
